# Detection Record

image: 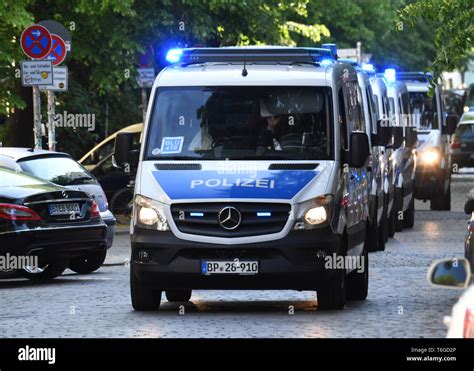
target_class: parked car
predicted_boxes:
[464,83,474,113]
[79,124,142,224]
[0,167,107,280]
[428,258,473,338]
[465,189,474,272]
[0,148,115,274]
[451,120,474,169]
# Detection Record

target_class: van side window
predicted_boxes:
[338,88,348,150]
[366,86,378,134]
[342,81,365,133]
[389,97,396,128]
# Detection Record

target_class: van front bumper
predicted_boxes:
[131,227,345,290]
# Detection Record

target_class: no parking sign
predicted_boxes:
[20,24,52,59]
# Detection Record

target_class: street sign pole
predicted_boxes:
[47,91,56,151]
[141,88,147,124]
[32,86,42,149]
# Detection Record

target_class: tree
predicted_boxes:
[399,0,474,83]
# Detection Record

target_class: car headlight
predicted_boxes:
[294,195,333,230]
[135,195,169,231]
[420,148,441,165]
[304,206,327,225]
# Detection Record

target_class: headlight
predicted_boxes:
[304,206,327,225]
[420,148,441,165]
[135,195,169,231]
[294,194,333,230]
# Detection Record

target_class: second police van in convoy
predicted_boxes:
[115,46,380,311]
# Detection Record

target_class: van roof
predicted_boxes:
[156,63,334,87]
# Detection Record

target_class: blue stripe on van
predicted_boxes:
[152,170,317,200]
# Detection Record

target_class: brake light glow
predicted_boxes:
[91,201,101,218]
[451,140,460,149]
[0,203,41,221]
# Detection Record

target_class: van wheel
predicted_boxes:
[166,289,192,302]
[368,202,379,252]
[69,250,107,274]
[387,200,396,238]
[22,258,69,281]
[430,176,451,211]
[403,195,415,229]
[346,227,369,300]
[394,188,404,232]
[130,265,162,311]
[317,266,346,310]
[377,197,387,251]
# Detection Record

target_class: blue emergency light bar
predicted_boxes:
[165,46,337,65]
[384,68,396,83]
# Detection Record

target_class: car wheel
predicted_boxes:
[387,198,396,238]
[317,267,346,310]
[69,250,107,274]
[394,188,404,232]
[165,289,192,302]
[346,226,369,300]
[431,176,451,211]
[403,195,415,229]
[130,264,162,311]
[377,196,387,251]
[22,258,69,281]
[368,201,379,252]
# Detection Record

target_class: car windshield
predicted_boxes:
[456,124,474,139]
[408,92,438,131]
[0,168,45,188]
[145,86,332,160]
[19,157,96,186]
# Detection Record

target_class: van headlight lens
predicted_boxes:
[420,148,441,165]
[304,206,327,225]
[135,195,169,231]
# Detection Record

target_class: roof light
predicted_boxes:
[322,43,337,58]
[362,63,375,72]
[165,48,183,63]
[384,68,396,83]
[319,59,333,67]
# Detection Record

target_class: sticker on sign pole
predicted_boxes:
[44,34,67,66]
[20,24,52,59]
[39,66,68,92]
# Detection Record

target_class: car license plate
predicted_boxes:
[48,203,81,216]
[202,260,259,275]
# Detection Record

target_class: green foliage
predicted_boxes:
[399,0,474,82]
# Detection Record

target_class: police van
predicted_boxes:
[384,71,418,231]
[114,46,373,311]
[357,71,392,251]
[397,72,457,210]
[369,76,398,239]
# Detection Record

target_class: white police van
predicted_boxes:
[114,46,373,311]
[397,72,457,210]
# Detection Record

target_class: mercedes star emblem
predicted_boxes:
[218,206,242,230]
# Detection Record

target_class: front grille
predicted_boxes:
[171,202,291,237]
[155,163,202,170]
[268,163,318,170]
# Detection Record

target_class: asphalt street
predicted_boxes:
[1,171,473,338]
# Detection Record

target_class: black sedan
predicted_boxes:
[466,189,474,272]
[0,167,107,280]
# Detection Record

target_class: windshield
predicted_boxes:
[408,92,438,131]
[19,157,96,186]
[456,124,474,139]
[145,86,333,160]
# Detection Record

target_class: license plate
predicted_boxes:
[48,203,81,216]
[202,260,259,275]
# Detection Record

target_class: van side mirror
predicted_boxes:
[443,114,458,135]
[349,132,370,168]
[392,127,404,149]
[465,190,474,214]
[114,132,134,168]
[428,258,471,289]
[405,127,418,147]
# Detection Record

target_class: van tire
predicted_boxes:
[368,201,379,252]
[394,188,404,232]
[131,265,162,311]
[431,180,451,211]
[317,266,346,310]
[377,197,387,251]
[387,199,396,238]
[166,289,192,302]
[403,195,415,229]
[346,227,369,300]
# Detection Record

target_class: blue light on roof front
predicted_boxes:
[319,59,333,67]
[257,212,272,217]
[190,212,204,217]
[362,63,375,72]
[384,68,396,83]
[166,48,183,63]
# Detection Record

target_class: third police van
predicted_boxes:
[114,46,377,311]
